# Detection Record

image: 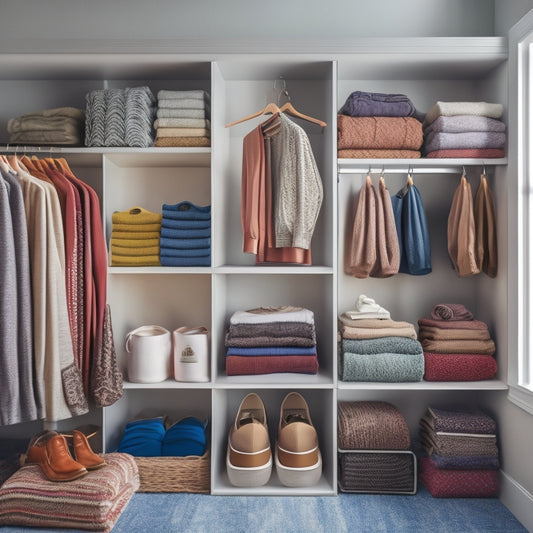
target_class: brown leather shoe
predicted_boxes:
[69,430,106,470]
[25,431,88,482]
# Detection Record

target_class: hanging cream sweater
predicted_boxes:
[270,113,323,250]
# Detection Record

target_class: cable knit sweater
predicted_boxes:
[270,113,323,249]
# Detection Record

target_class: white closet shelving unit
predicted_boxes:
[0,36,509,496]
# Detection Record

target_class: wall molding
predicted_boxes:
[499,470,533,532]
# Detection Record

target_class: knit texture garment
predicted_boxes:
[338,451,416,494]
[154,136,210,147]
[338,148,421,158]
[340,351,425,382]
[423,101,504,127]
[430,453,499,470]
[227,321,316,342]
[0,453,139,532]
[225,354,319,375]
[226,346,316,356]
[474,175,498,277]
[418,325,491,341]
[425,406,497,435]
[424,131,506,154]
[420,338,495,355]
[423,352,498,381]
[423,115,506,134]
[337,401,410,450]
[339,91,416,117]
[156,108,208,119]
[418,317,489,330]
[419,456,499,498]
[225,334,315,348]
[337,116,423,150]
[341,324,418,340]
[341,336,423,355]
[230,306,315,325]
[425,148,505,158]
[338,315,412,329]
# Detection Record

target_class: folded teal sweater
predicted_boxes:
[342,336,422,355]
[340,352,424,382]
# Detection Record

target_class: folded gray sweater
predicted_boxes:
[424,115,506,135]
[342,336,423,355]
[424,131,506,154]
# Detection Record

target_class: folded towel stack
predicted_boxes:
[338,91,422,158]
[7,107,85,146]
[85,86,156,147]
[344,176,400,278]
[419,406,499,497]
[118,416,208,457]
[160,201,211,266]
[225,306,318,376]
[338,295,424,382]
[154,90,211,147]
[110,207,162,266]
[418,303,498,381]
[337,401,416,494]
[423,101,506,158]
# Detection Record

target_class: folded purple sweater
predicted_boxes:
[424,131,506,154]
[424,115,506,135]
[339,91,416,117]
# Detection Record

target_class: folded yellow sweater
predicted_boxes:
[111,244,160,257]
[110,237,160,248]
[111,255,161,266]
[112,223,162,233]
[111,231,161,240]
[112,207,162,225]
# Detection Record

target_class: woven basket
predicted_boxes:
[134,451,210,493]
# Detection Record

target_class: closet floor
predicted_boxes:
[0,487,526,532]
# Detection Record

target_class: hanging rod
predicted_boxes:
[338,166,466,174]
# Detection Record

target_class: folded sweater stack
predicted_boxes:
[117,416,208,457]
[7,107,85,146]
[154,90,211,147]
[338,401,416,494]
[423,101,506,158]
[225,306,319,376]
[338,295,424,382]
[110,207,162,266]
[418,303,498,381]
[338,91,423,158]
[85,86,156,147]
[419,406,499,498]
[160,201,211,266]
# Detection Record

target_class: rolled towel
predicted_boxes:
[339,91,416,118]
[430,303,474,321]
[345,294,391,320]
[340,352,425,382]
[423,101,504,127]
[341,336,422,355]
[337,116,423,150]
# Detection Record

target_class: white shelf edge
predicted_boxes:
[337,380,508,391]
[122,380,212,390]
[214,373,335,389]
[213,265,334,275]
[108,266,212,275]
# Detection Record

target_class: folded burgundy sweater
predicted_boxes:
[225,355,318,376]
[423,352,497,381]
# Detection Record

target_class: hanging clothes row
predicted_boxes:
[345,172,431,278]
[239,112,323,265]
[0,154,120,426]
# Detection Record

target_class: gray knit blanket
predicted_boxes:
[341,336,422,355]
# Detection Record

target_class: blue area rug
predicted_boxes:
[0,487,526,533]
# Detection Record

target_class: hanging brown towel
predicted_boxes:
[345,175,376,278]
[447,175,480,277]
[371,177,400,277]
[474,175,498,278]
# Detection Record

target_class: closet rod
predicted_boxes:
[338,166,475,175]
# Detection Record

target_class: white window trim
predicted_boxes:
[508,9,533,414]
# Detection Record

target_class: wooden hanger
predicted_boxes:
[225,102,281,128]
[278,101,326,127]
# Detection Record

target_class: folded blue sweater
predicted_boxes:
[161,227,211,239]
[161,255,211,267]
[117,417,166,456]
[162,417,208,457]
[162,218,211,230]
[162,201,211,220]
[160,236,211,249]
[160,247,211,258]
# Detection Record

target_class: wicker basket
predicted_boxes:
[134,451,210,493]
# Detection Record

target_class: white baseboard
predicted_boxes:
[499,471,533,532]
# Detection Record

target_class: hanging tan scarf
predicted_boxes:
[474,174,498,278]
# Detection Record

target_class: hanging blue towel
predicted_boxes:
[159,236,211,249]
[161,255,211,266]
[391,182,432,275]
[162,417,208,457]
[117,417,166,456]
[161,226,211,239]
[162,201,211,220]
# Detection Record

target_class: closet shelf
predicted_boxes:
[123,380,212,390]
[213,265,334,275]
[337,380,508,391]
[337,158,508,174]
[108,266,212,275]
[214,373,335,389]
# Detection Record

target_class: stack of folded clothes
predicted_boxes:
[419,406,500,497]
[338,295,424,382]
[110,206,162,266]
[225,306,319,376]
[7,107,85,146]
[423,101,506,158]
[117,416,207,457]
[337,401,416,494]
[85,86,156,147]
[337,90,423,158]
[154,90,211,147]
[418,303,498,381]
[160,201,211,266]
